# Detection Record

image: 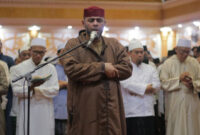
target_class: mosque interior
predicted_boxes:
[0,0,200,58]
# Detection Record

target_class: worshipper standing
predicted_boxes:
[153,58,160,67]
[157,60,167,135]
[10,38,59,135]
[143,45,160,134]
[120,39,160,135]
[62,6,132,135]
[0,60,9,135]
[0,40,15,68]
[194,46,200,63]
[0,40,15,135]
[192,46,200,58]
[0,60,9,115]
[9,45,31,135]
[167,49,176,58]
[53,43,68,135]
[192,47,200,98]
[17,45,31,63]
[143,45,156,68]
[0,60,9,84]
[160,39,200,135]
[0,60,10,109]
[158,49,176,120]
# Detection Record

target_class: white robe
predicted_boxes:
[121,62,160,118]
[160,55,200,135]
[10,58,59,135]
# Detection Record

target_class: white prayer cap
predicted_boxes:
[19,45,30,53]
[176,39,191,48]
[57,43,65,51]
[128,39,143,51]
[30,38,46,48]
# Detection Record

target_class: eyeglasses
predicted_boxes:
[178,49,190,55]
[87,18,104,23]
[32,50,45,55]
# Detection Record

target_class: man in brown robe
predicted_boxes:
[62,6,132,135]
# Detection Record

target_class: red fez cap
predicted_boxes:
[84,6,104,18]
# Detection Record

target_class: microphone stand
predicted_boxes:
[12,40,88,135]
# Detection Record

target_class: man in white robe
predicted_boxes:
[10,38,59,135]
[121,39,160,135]
[160,39,200,135]
[9,45,31,135]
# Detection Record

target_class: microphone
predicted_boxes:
[86,31,98,47]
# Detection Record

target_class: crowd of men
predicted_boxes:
[0,5,200,135]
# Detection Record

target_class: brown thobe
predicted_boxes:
[62,31,132,135]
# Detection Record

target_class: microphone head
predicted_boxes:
[86,31,98,47]
[90,31,98,39]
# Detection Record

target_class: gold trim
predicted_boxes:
[0,7,161,20]
[163,0,200,19]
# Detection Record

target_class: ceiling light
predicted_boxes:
[67,25,73,29]
[104,26,109,32]
[193,21,200,27]
[178,24,182,28]
[160,27,172,32]
[28,25,41,31]
[134,26,140,30]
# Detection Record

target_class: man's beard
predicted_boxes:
[136,59,143,65]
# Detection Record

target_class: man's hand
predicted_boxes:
[180,72,191,82]
[105,63,119,79]
[180,72,193,89]
[59,80,68,89]
[145,84,156,94]
[128,91,138,96]
[182,81,193,89]
[30,80,45,91]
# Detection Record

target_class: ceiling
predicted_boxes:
[0,0,199,28]
[0,0,199,35]
[0,0,163,3]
